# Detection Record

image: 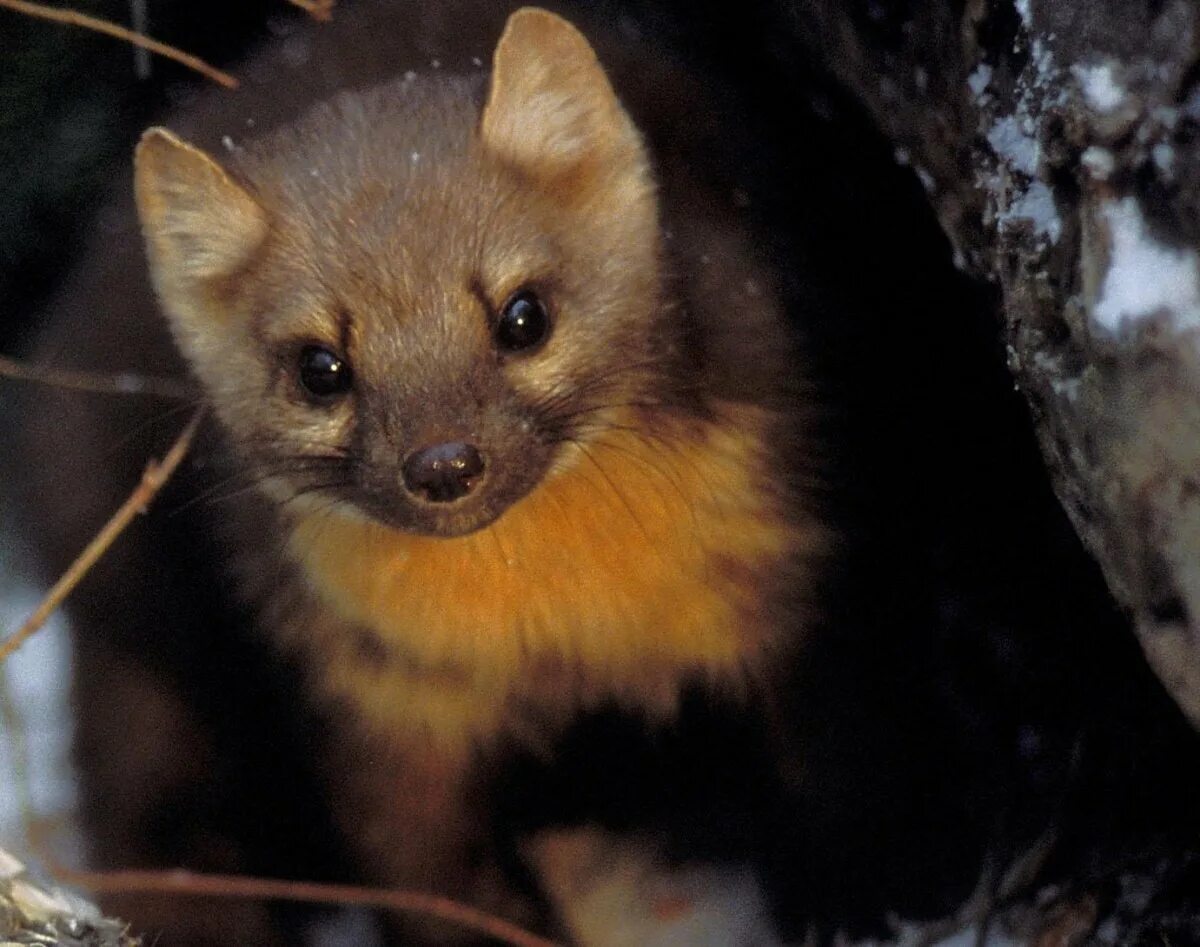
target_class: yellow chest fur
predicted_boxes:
[286,403,809,750]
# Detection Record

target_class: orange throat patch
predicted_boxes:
[285,403,811,749]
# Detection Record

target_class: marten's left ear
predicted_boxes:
[481,8,645,179]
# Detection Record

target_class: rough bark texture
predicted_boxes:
[782,0,1200,727]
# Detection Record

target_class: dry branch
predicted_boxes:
[0,408,203,664]
[0,354,194,400]
[43,859,562,947]
[0,0,237,88]
[285,0,337,21]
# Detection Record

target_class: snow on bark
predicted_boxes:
[788,0,1200,728]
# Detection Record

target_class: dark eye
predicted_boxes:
[496,290,550,353]
[299,345,352,399]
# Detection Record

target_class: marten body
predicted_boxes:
[15,4,824,943]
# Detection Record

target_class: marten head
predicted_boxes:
[135,8,680,538]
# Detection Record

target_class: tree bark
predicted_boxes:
[782,0,1200,727]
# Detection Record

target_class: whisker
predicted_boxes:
[167,454,357,516]
[562,404,732,520]
[570,441,654,547]
[577,434,707,542]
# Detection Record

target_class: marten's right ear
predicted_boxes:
[134,127,268,285]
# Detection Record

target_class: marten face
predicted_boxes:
[224,102,664,538]
[135,9,678,538]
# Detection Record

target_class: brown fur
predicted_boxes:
[18,6,824,943]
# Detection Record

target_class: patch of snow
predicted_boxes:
[1081,146,1115,180]
[1015,0,1031,29]
[1029,39,1058,95]
[1073,62,1125,113]
[1052,376,1081,399]
[1093,197,1200,334]
[1002,180,1061,242]
[1033,351,1082,400]
[987,115,1040,176]
[1152,142,1175,175]
[968,63,992,97]
[530,829,785,947]
[0,574,77,862]
[916,167,936,193]
[0,848,23,878]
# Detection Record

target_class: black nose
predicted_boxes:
[402,441,486,503]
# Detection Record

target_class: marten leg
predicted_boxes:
[319,726,545,945]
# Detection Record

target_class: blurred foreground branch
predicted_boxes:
[285,0,337,21]
[0,354,194,400]
[0,0,237,88]
[0,408,203,663]
[39,854,561,947]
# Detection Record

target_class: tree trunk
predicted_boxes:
[781,0,1200,727]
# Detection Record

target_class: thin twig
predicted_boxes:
[0,408,204,664]
[128,0,150,78]
[41,861,562,947]
[0,0,237,89]
[285,0,336,21]
[0,354,194,400]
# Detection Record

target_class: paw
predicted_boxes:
[525,828,786,947]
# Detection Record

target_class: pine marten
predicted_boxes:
[16,4,825,943]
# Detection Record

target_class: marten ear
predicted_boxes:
[481,8,644,178]
[134,127,268,284]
